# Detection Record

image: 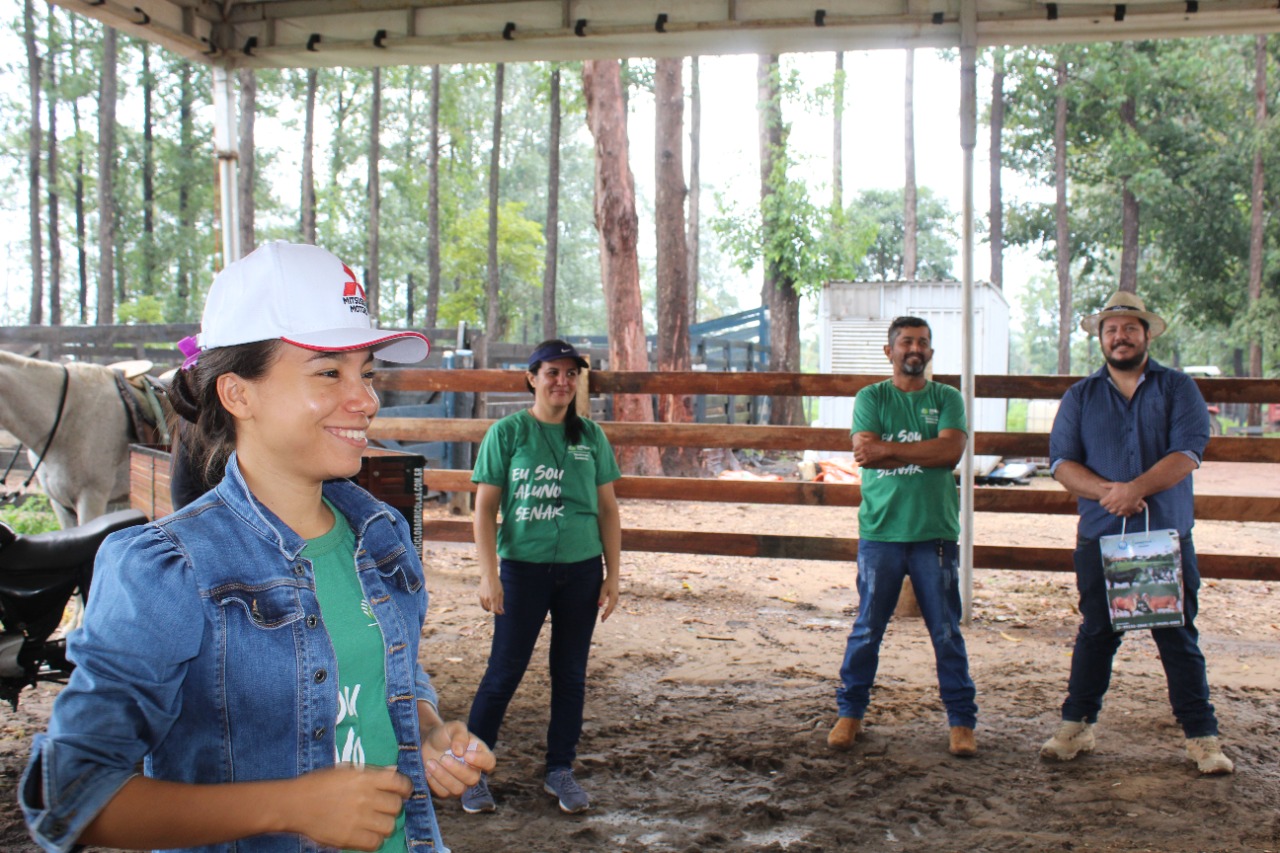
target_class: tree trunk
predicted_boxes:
[1055,55,1072,375]
[833,51,844,211]
[73,92,87,324]
[142,43,155,294]
[583,59,663,476]
[301,68,318,243]
[903,48,918,282]
[366,66,382,322]
[542,64,561,340]
[237,69,256,256]
[758,55,803,427]
[989,47,1005,292]
[25,0,44,325]
[96,26,116,325]
[1247,34,1267,427]
[175,60,194,316]
[426,65,441,331]
[655,57,697,473]
[46,8,61,325]
[1118,95,1139,294]
[484,63,505,355]
[686,56,701,330]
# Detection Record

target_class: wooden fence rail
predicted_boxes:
[376,368,1280,405]
[370,418,1280,463]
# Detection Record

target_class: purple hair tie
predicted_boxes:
[178,336,202,370]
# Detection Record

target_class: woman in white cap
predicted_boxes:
[21,241,493,853]
[460,339,621,816]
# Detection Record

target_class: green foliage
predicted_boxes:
[848,187,957,281]
[1006,399,1028,432]
[117,294,164,324]
[712,152,874,296]
[0,495,60,535]
[438,202,545,333]
[1001,36,1280,376]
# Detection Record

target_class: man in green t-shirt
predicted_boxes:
[828,316,979,758]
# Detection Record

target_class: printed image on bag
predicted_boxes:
[1099,514,1184,632]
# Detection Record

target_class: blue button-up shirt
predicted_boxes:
[21,453,447,853]
[1049,358,1209,539]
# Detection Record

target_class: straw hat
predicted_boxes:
[1079,291,1167,338]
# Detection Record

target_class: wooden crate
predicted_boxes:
[129,445,425,552]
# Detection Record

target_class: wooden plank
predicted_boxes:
[420,470,1280,522]
[375,418,1280,463]
[374,368,1280,404]
[420,520,1280,581]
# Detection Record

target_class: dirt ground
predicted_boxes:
[1,462,1277,852]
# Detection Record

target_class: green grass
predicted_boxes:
[0,495,61,535]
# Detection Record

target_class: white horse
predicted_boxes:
[0,351,135,528]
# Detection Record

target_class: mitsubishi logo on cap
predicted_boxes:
[340,263,369,315]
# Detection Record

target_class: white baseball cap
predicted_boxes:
[196,241,430,363]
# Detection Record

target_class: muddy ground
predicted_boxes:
[0,462,1277,852]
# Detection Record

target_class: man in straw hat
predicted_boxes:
[1041,291,1233,774]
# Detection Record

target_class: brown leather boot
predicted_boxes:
[827,717,861,749]
[949,726,977,757]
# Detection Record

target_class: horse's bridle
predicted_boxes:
[0,364,71,497]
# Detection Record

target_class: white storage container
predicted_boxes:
[815,280,1010,464]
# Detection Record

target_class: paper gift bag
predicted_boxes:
[1099,510,1184,631]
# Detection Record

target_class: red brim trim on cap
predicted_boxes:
[281,331,430,362]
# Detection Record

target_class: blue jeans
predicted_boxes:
[1061,535,1218,738]
[836,539,978,728]
[467,555,603,770]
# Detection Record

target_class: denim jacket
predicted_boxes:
[21,453,447,853]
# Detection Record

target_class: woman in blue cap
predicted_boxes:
[461,339,622,816]
[22,242,493,853]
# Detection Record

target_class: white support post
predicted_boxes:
[959,1,978,624]
[212,65,241,266]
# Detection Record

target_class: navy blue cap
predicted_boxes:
[528,341,589,370]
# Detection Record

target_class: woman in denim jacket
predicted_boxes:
[21,242,494,853]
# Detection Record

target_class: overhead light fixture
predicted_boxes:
[1047,4,1059,21]
[1115,4,1126,21]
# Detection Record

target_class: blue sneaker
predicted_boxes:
[543,767,590,814]
[461,772,496,814]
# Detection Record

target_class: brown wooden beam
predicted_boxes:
[421,520,1280,581]
[421,470,1280,522]
[375,418,1280,462]
[375,368,1280,404]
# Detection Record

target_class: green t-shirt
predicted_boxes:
[305,504,406,853]
[852,380,967,543]
[471,410,622,564]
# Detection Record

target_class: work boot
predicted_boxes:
[827,716,861,749]
[1040,720,1095,761]
[1185,736,1234,776]
[949,726,977,757]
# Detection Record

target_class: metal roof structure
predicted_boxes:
[52,0,1280,70]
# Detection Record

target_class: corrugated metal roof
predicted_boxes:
[49,0,1280,69]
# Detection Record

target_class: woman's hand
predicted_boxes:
[599,572,620,622]
[420,720,496,798]
[286,765,411,852]
[478,570,504,615]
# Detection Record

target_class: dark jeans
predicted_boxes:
[467,555,603,770]
[1061,535,1218,738]
[836,539,978,729]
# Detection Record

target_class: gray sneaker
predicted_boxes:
[461,772,496,814]
[543,767,590,814]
